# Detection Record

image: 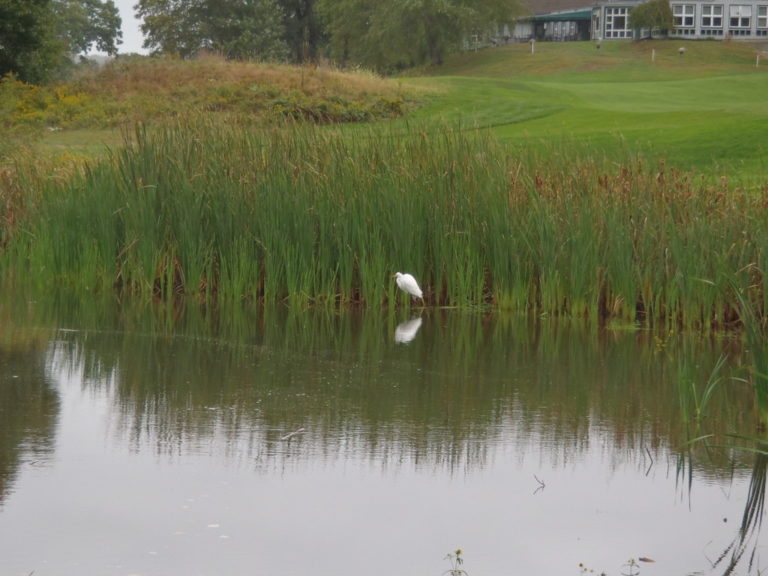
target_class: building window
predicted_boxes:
[701,4,723,27]
[728,4,752,31]
[605,6,632,38]
[758,5,768,28]
[674,4,696,27]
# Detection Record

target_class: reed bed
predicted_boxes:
[2,120,767,328]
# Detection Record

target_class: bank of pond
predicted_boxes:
[1,121,766,333]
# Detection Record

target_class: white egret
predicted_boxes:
[393,272,424,304]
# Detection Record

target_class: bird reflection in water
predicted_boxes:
[394,317,423,344]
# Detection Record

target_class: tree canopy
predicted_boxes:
[0,0,121,82]
[4,0,522,81]
[136,0,288,60]
[279,0,323,63]
[629,0,674,37]
[54,0,122,56]
[318,0,522,70]
[0,0,57,82]
[135,0,520,69]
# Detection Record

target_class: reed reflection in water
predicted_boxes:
[0,298,765,576]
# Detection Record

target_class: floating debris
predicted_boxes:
[281,427,305,441]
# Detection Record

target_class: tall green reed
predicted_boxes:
[730,270,768,428]
[2,118,767,330]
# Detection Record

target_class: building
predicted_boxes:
[516,0,768,40]
[666,0,768,38]
[593,0,768,39]
[530,9,594,40]
[514,0,596,40]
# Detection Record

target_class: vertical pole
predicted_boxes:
[652,49,655,62]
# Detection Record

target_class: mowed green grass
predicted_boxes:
[403,39,768,180]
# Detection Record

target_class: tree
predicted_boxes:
[278,0,323,63]
[317,0,522,71]
[629,0,674,38]
[315,0,371,67]
[0,0,121,82]
[53,0,122,56]
[136,0,289,60]
[0,0,59,82]
[134,0,191,56]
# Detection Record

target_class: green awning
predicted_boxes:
[530,9,593,22]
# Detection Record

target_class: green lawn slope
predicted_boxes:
[404,39,768,180]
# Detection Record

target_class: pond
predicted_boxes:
[0,293,765,576]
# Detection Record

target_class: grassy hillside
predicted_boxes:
[420,38,765,79]
[7,55,414,127]
[4,40,767,178]
[404,40,768,179]
[0,55,416,160]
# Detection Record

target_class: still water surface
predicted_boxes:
[0,295,765,576]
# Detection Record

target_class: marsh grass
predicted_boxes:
[2,119,767,327]
[678,354,730,425]
[729,272,768,427]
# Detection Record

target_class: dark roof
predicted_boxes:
[521,0,595,16]
[530,8,593,21]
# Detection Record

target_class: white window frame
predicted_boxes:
[758,5,768,28]
[673,4,696,27]
[605,6,632,38]
[701,4,724,27]
[729,4,752,28]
